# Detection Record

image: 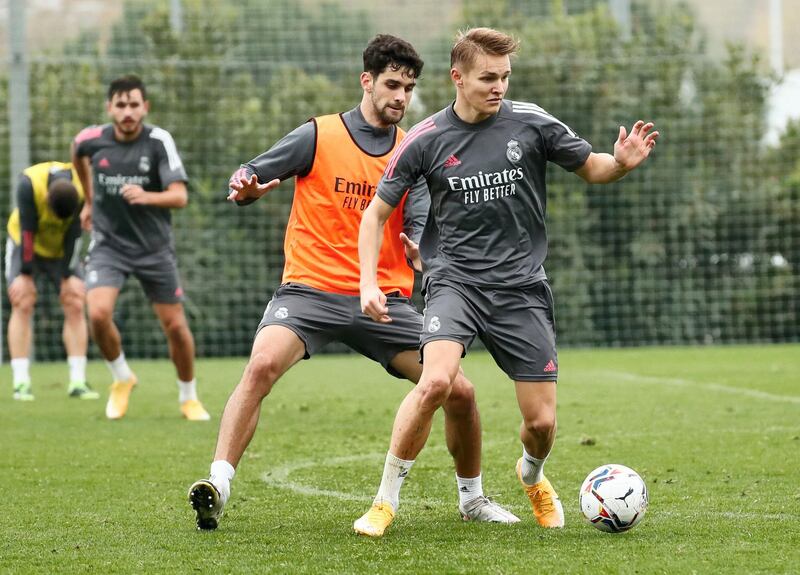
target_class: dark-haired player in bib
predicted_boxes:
[356,27,659,536]
[188,34,517,532]
[72,74,209,421]
[6,161,96,401]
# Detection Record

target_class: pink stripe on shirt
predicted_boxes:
[385,119,436,179]
[74,126,103,144]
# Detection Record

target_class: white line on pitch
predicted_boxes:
[261,443,503,506]
[598,371,800,405]
[655,510,800,522]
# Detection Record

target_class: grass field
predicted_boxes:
[2,345,799,574]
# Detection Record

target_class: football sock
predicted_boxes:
[11,358,31,385]
[68,356,87,384]
[106,353,133,382]
[520,447,547,485]
[177,378,198,403]
[456,473,484,506]
[210,460,235,504]
[373,452,415,511]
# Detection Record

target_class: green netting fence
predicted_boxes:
[1,0,797,362]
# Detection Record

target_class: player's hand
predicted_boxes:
[400,232,422,272]
[121,184,149,205]
[8,274,36,307]
[80,203,92,231]
[613,121,659,171]
[361,285,391,323]
[227,173,280,202]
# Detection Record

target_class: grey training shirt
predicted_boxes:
[74,123,188,254]
[377,100,592,288]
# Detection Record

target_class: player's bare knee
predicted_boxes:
[523,413,557,438]
[162,316,189,341]
[416,374,452,411]
[88,305,113,329]
[12,293,36,316]
[445,374,476,413]
[241,353,282,396]
[60,293,84,316]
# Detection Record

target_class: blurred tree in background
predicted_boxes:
[459,0,789,345]
[1,0,796,361]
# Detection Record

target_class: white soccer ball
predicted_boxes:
[579,464,648,533]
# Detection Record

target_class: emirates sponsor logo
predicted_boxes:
[334,177,377,211]
[97,173,150,197]
[448,168,524,205]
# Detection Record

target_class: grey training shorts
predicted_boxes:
[84,240,184,304]
[257,282,422,378]
[420,277,558,381]
[5,237,83,290]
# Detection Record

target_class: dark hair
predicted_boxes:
[108,74,147,101]
[47,179,80,219]
[451,27,519,70]
[363,34,424,79]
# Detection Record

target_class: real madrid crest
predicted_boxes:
[138,155,151,173]
[506,140,522,163]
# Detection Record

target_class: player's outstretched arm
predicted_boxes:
[227,171,280,204]
[576,120,659,184]
[359,196,396,323]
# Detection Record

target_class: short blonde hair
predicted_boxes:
[450,27,519,70]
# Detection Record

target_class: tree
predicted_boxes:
[453,0,779,345]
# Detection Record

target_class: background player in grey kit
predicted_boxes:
[188,34,517,533]
[355,27,659,535]
[72,74,210,421]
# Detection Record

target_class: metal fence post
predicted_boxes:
[3,0,31,365]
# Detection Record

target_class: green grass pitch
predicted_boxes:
[2,345,799,574]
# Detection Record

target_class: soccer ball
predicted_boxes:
[579,464,648,533]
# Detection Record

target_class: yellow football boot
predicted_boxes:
[105,374,137,420]
[181,399,210,421]
[516,458,565,528]
[353,501,396,537]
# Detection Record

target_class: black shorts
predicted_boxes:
[420,277,558,381]
[5,237,83,290]
[85,239,184,304]
[257,283,422,378]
